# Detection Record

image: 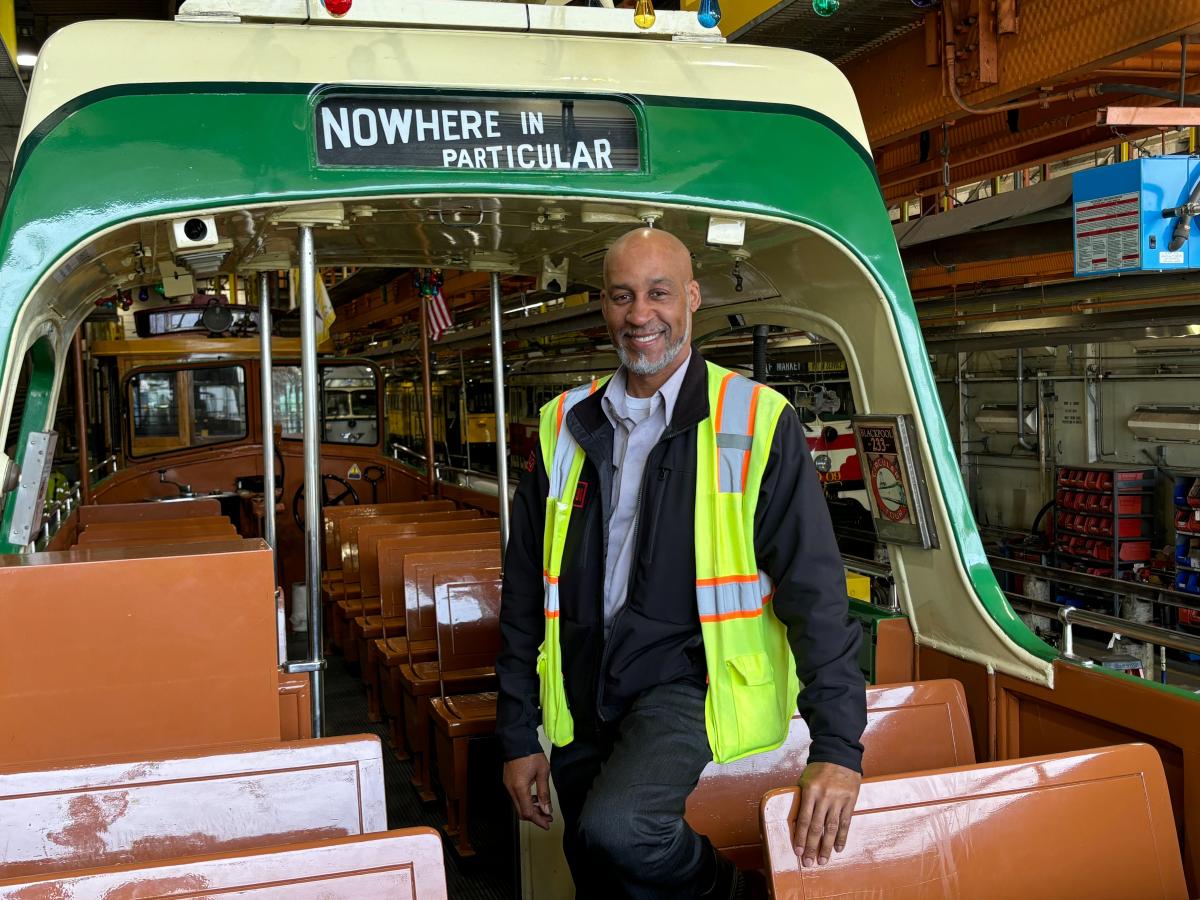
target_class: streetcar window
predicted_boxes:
[128,365,247,456]
[272,364,379,446]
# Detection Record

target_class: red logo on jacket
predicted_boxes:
[573,481,589,509]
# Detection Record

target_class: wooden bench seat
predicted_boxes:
[381,548,501,775]
[0,828,447,899]
[0,540,280,767]
[346,517,498,674]
[429,574,504,856]
[78,499,222,525]
[329,511,479,652]
[761,742,1188,900]
[685,678,975,871]
[74,517,238,547]
[374,544,503,746]
[0,735,386,879]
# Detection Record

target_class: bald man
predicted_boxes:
[498,229,867,899]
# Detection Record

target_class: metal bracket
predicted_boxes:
[284,660,327,674]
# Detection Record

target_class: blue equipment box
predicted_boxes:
[1072,156,1200,276]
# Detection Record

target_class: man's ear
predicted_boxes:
[687,279,702,313]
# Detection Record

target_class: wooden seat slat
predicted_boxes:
[685,679,975,870]
[0,828,447,899]
[78,499,222,525]
[761,742,1187,899]
[0,735,386,879]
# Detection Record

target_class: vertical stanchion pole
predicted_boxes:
[299,226,324,737]
[419,297,438,496]
[489,273,510,549]
[259,272,276,557]
[71,332,91,505]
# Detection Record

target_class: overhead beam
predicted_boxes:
[845,0,1200,146]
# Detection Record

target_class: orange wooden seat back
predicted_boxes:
[0,735,387,879]
[685,679,974,868]
[324,500,455,567]
[379,536,501,619]
[0,540,279,768]
[761,742,1188,900]
[79,499,222,525]
[401,551,503,651]
[338,511,478,581]
[433,573,503,679]
[0,828,448,899]
[75,517,237,546]
[354,516,495,597]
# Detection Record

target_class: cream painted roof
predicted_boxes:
[19,16,869,151]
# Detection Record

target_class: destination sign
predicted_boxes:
[314,96,640,172]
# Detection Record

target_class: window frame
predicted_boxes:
[123,361,249,459]
[272,359,383,450]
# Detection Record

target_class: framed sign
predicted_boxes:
[850,414,938,549]
[314,95,641,172]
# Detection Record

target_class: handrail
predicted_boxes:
[1058,604,1200,658]
[988,554,1200,613]
[841,554,891,579]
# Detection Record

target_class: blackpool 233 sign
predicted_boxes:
[314,95,640,172]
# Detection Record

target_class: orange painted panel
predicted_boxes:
[686,679,973,868]
[0,735,386,878]
[762,743,1187,899]
[0,540,280,767]
[0,829,447,899]
[278,672,312,741]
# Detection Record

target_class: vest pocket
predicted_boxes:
[723,650,785,756]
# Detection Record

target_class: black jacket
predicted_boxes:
[497,352,867,771]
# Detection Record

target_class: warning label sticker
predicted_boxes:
[1075,192,1141,274]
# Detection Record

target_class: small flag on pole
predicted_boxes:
[426,284,452,341]
[418,269,452,341]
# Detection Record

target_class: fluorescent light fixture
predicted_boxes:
[16,53,36,67]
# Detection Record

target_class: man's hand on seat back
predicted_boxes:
[503,752,554,831]
[792,761,862,867]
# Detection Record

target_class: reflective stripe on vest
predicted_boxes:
[537,362,798,763]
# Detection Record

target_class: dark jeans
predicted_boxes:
[550,681,715,900]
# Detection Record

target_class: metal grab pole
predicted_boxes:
[71,333,91,505]
[299,226,324,737]
[489,273,510,550]
[259,272,276,556]
[419,298,438,496]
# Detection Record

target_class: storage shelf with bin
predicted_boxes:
[1171,475,1200,628]
[1054,465,1156,581]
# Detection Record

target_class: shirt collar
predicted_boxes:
[602,348,691,429]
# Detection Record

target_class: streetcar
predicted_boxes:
[0,2,1194,897]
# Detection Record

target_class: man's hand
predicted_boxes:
[792,762,861,868]
[503,752,553,831]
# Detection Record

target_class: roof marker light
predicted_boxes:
[322,0,353,17]
[697,0,721,29]
[812,0,839,15]
[633,0,656,29]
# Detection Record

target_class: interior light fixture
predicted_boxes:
[15,53,36,67]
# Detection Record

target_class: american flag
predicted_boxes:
[425,286,452,341]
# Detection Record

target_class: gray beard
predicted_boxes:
[616,328,690,376]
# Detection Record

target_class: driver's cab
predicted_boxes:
[320,366,379,446]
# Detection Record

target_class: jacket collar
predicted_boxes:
[569,348,710,441]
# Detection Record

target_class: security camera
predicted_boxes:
[169,215,219,252]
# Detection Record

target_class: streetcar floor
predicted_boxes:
[297,636,517,899]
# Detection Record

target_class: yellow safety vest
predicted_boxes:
[537,361,800,764]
